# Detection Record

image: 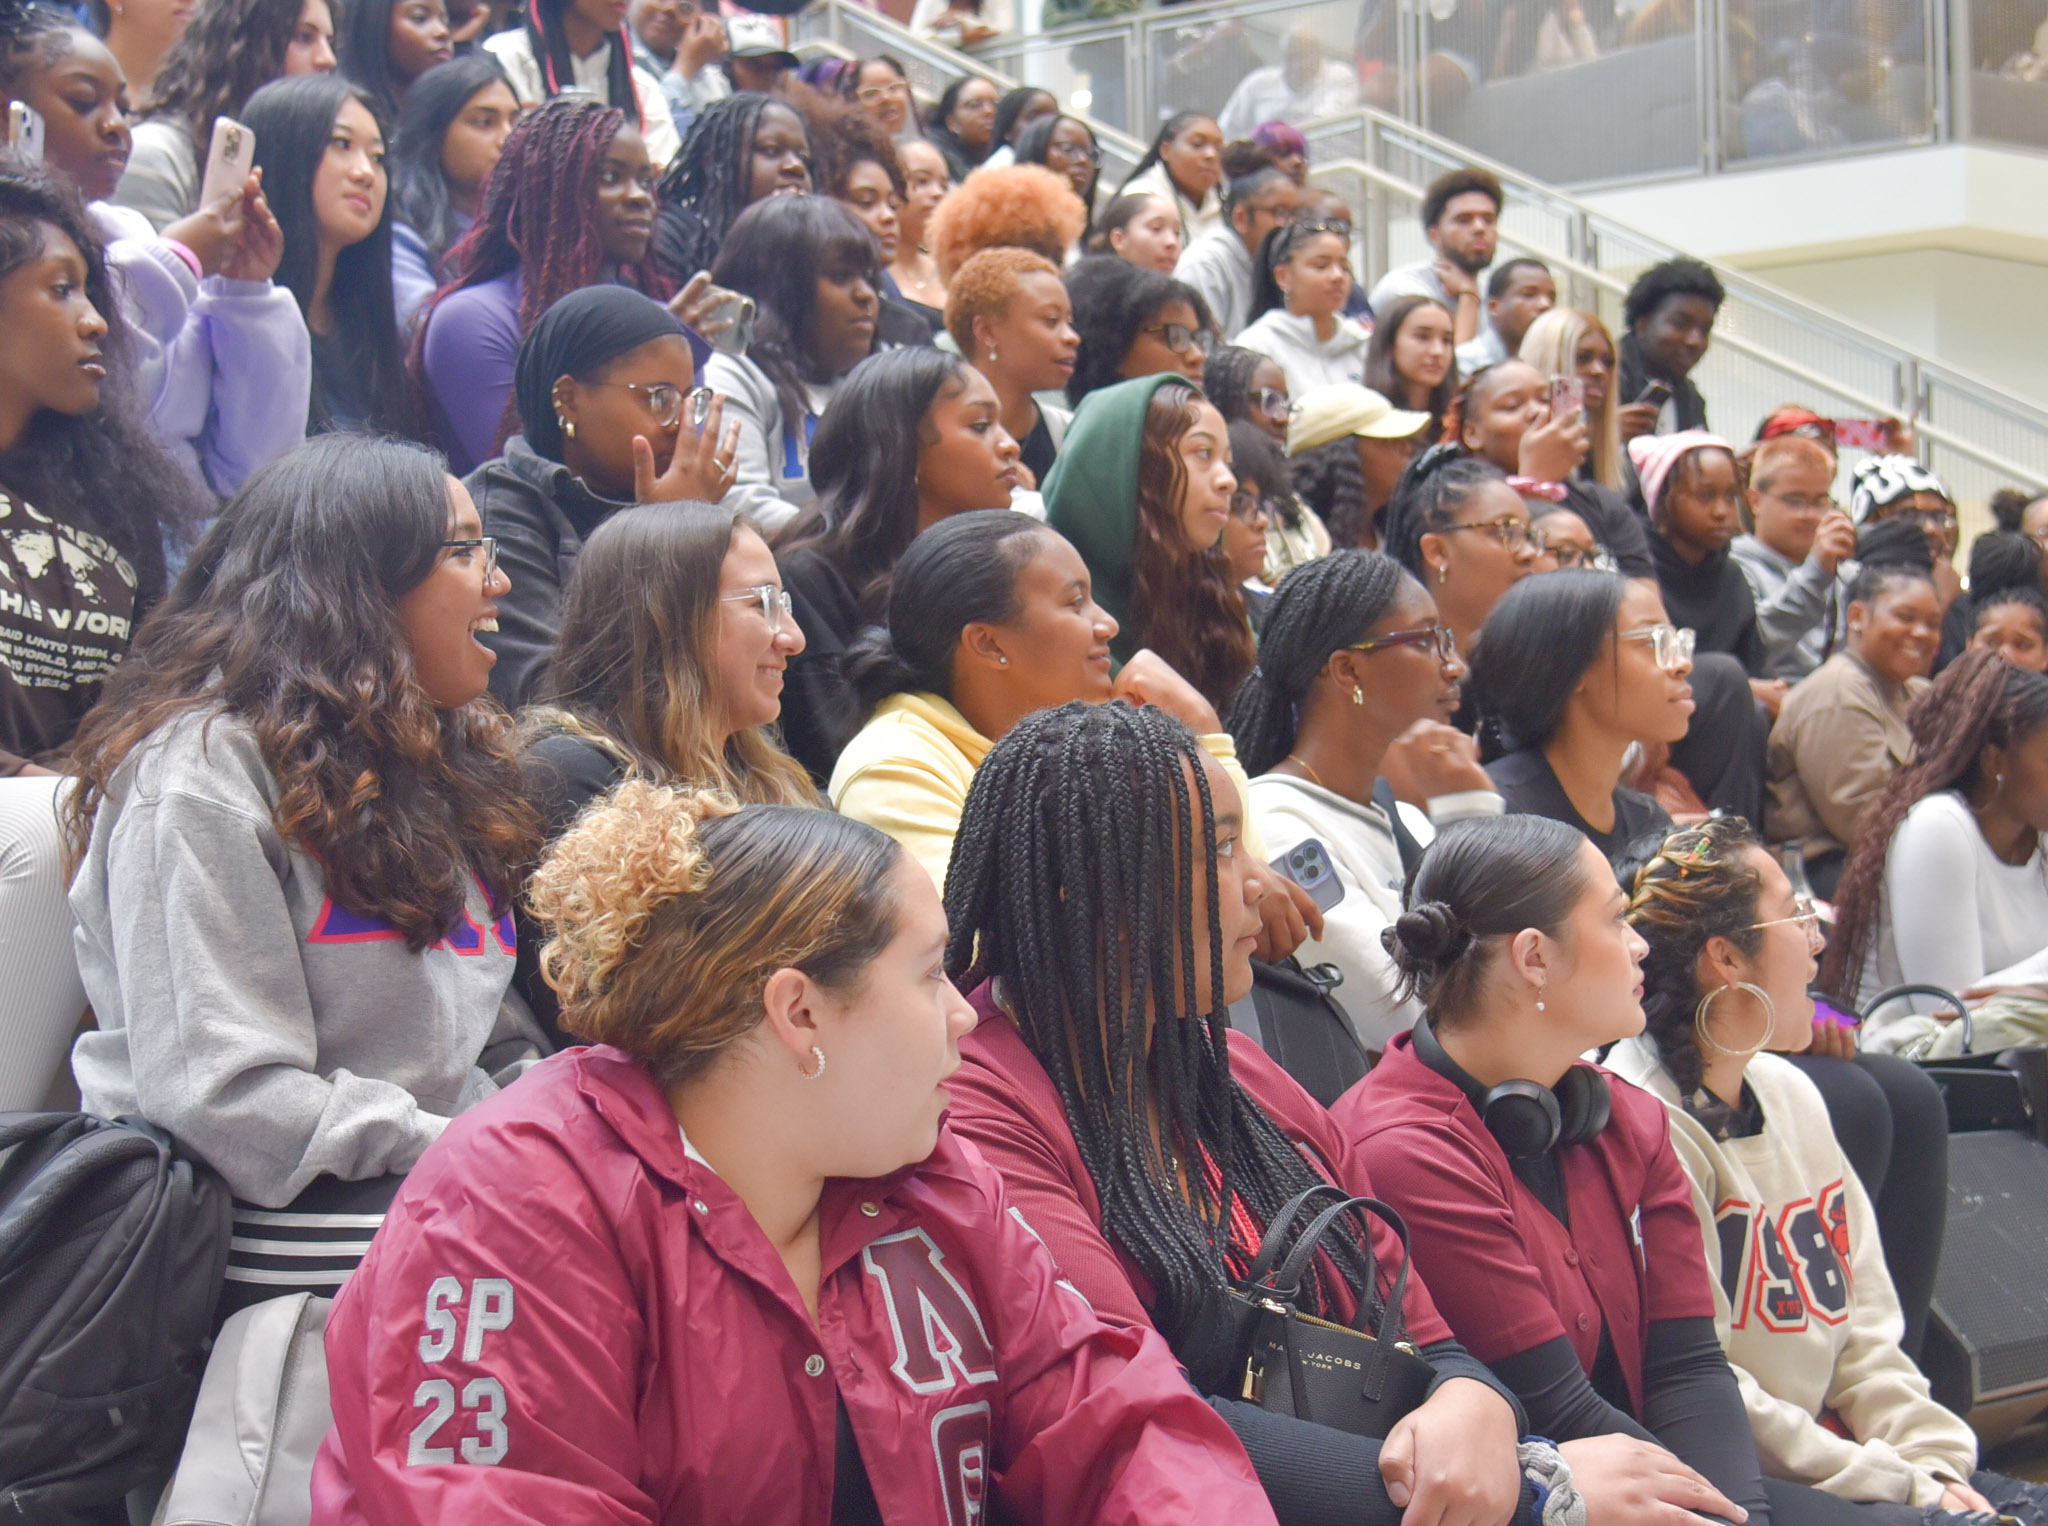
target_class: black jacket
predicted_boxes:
[513,731,626,1045]
[466,435,634,709]
[1617,331,1708,432]
[776,545,866,786]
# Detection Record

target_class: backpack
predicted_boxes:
[161,1293,332,1526]
[1231,958,1375,1107]
[0,1112,233,1521]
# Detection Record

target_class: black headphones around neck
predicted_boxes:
[1410,1017,1612,1160]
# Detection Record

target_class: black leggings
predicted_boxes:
[215,1172,408,1327]
[1786,1053,1949,1360]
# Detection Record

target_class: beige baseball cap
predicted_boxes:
[1286,382,1432,456]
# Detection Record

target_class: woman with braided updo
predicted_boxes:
[416,97,686,474]
[1821,647,2048,1028]
[1615,816,2048,1526]
[1226,549,1498,1049]
[319,780,1279,1519]
[1381,445,1540,659]
[943,701,1700,1526]
[1336,814,1771,1526]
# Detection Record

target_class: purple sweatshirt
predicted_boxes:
[91,203,312,499]
[420,269,522,477]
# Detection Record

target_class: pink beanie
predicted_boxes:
[1628,429,1735,515]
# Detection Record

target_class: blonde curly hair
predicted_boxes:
[927,165,1086,283]
[528,780,904,1082]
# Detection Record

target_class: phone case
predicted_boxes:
[199,116,256,210]
[1275,838,1346,914]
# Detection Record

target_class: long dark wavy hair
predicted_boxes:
[1365,295,1457,436]
[389,54,513,271]
[1821,647,2048,1003]
[944,701,1385,1349]
[710,193,879,453]
[776,347,971,616]
[64,436,538,948]
[246,74,418,436]
[1622,816,1768,1098]
[137,0,309,146]
[1130,381,1254,711]
[0,162,202,607]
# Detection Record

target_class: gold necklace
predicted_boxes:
[1283,753,1326,789]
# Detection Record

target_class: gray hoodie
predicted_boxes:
[70,711,540,1207]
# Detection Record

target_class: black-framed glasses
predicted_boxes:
[1448,516,1544,552]
[721,583,795,630]
[1228,489,1276,522]
[1348,623,1458,662]
[593,381,716,432]
[1250,386,1289,423]
[1139,321,1214,358]
[1884,506,1958,536]
[440,536,498,581]
[1618,622,1696,671]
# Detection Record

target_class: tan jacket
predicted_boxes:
[1765,651,1924,856]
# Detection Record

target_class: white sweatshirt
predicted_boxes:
[1606,1041,1978,1506]
[1233,307,1372,398]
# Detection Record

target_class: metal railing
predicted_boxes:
[794,0,2048,521]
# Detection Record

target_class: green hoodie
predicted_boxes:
[1041,373,1205,665]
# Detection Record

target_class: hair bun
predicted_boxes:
[1387,901,1473,969]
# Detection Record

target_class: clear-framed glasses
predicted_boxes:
[722,583,795,630]
[1448,516,1544,553]
[1619,622,1696,671]
[1751,896,1825,953]
[1139,320,1214,359]
[1249,386,1290,423]
[1766,492,1838,516]
[593,381,716,432]
[1228,489,1275,523]
[1547,544,1617,573]
[856,80,911,104]
[1348,623,1458,662]
[1890,506,1958,537]
[439,536,498,582]
[1046,138,1100,166]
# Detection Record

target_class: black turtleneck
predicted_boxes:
[1648,530,1765,676]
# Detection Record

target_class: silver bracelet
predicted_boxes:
[1518,1440,1588,1526]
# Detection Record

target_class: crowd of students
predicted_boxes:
[5,8,2048,1521]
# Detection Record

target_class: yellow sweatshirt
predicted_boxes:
[829,692,1263,892]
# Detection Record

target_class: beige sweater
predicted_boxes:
[1607,1042,1977,1505]
[1765,651,1923,856]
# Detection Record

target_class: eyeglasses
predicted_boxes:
[592,381,717,432]
[1046,139,1100,166]
[1347,623,1458,662]
[721,583,795,630]
[1447,516,1544,552]
[1139,321,1214,359]
[1764,492,1839,515]
[1881,505,1958,536]
[1228,489,1276,522]
[1750,896,1825,953]
[1249,386,1289,423]
[856,80,911,104]
[1618,622,1696,671]
[439,536,498,581]
[1547,544,1617,572]
[1289,216,1352,241]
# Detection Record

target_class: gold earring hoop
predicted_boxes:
[1351,685,1363,706]
[557,412,575,440]
[799,1044,826,1080]
[1695,981,1775,1060]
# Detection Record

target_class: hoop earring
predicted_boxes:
[1695,982,1775,1060]
[799,1044,826,1081]
[557,413,575,440]
[1351,685,1363,706]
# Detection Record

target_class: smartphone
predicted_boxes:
[198,115,256,210]
[1549,374,1584,421]
[703,292,756,357]
[1274,838,1345,914]
[1634,380,1672,410]
[6,102,45,164]
[1832,417,1890,451]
